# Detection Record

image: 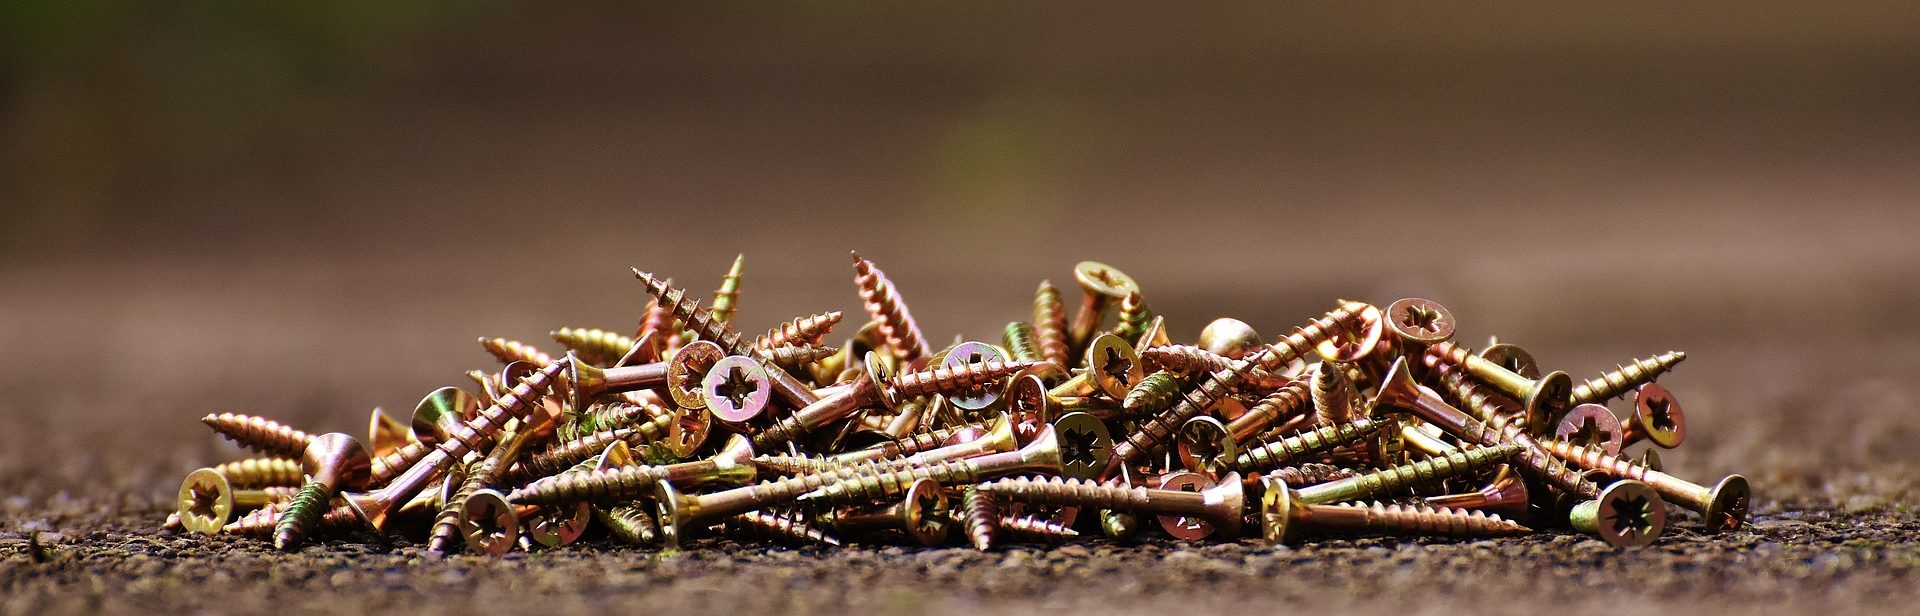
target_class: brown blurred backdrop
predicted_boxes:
[1,4,1916,505]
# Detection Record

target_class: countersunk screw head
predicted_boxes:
[666,404,712,460]
[1175,416,1236,478]
[701,355,771,423]
[1479,343,1541,379]
[1629,382,1687,449]
[1006,374,1057,426]
[1259,475,1298,544]
[460,489,519,556]
[411,386,480,445]
[1554,403,1625,456]
[1084,334,1144,399]
[1053,412,1114,480]
[1385,298,1456,344]
[176,468,233,536]
[1156,471,1217,540]
[901,479,952,547]
[1073,261,1140,302]
[1572,479,1667,548]
[943,341,1009,411]
[1704,474,1751,533]
[667,341,726,410]
[1523,371,1574,435]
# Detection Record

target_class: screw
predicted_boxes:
[1291,444,1521,505]
[756,311,844,350]
[1098,508,1140,541]
[201,412,315,458]
[1539,439,1749,532]
[480,337,555,367]
[221,500,360,538]
[1623,382,1686,448]
[756,344,839,373]
[1033,280,1072,369]
[1424,465,1531,520]
[509,433,758,505]
[1155,471,1224,540]
[1048,334,1145,400]
[551,327,638,368]
[725,510,841,547]
[1570,351,1687,405]
[501,419,669,486]
[754,353,901,450]
[1257,476,1529,543]
[702,355,773,424]
[634,269,823,410]
[1230,417,1389,473]
[1175,416,1237,477]
[1224,380,1311,444]
[207,457,304,488]
[1568,479,1668,548]
[961,486,998,550]
[459,489,519,556]
[1003,321,1042,365]
[1424,340,1574,436]
[709,253,746,325]
[904,413,1019,464]
[1197,317,1264,360]
[978,471,1247,539]
[1554,403,1625,455]
[797,426,1066,506]
[366,386,484,485]
[1383,297,1457,346]
[175,468,297,535]
[367,408,410,458]
[939,341,1010,412]
[823,478,951,546]
[1258,463,1361,488]
[341,356,570,533]
[850,252,932,362]
[566,339,717,412]
[1110,291,1153,343]
[1372,358,1601,500]
[1311,362,1364,427]
[1104,348,1266,479]
[1478,343,1541,379]
[1122,370,1187,417]
[1051,412,1115,481]
[274,433,372,550]
[1139,345,1292,390]
[427,420,534,555]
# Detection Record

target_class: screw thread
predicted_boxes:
[1003,321,1042,364]
[962,487,998,550]
[1233,418,1385,472]
[889,360,1038,399]
[757,345,837,370]
[1570,351,1686,405]
[223,501,358,537]
[551,327,637,368]
[851,252,931,361]
[509,464,671,505]
[1227,380,1311,442]
[201,413,314,458]
[1034,281,1071,368]
[439,359,568,466]
[632,296,671,354]
[1296,444,1521,505]
[1111,291,1152,343]
[211,457,304,488]
[599,504,660,546]
[271,481,332,549]
[755,311,844,350]
[998,515,1080,542]
[1140,344,1291,389]
[803,459,982,506]
[1112,355,1257,466]
[1122,370,1187,416]
[634,270,747,354]
[1264,463,1359,487]
[563,400,670,441]
[428,462,488,554]
[1311,363,1362,427]
[978,475,1152,510]
[1257,304,1367,373]
[1449,407,1598,499]
[1537,439,1651,483]
[726,511,840,546]
[1431,361,1518,423]
[369,440,431,485]
[1326,501,1531,537]
[479,337,554,367]
[709,254,745,325]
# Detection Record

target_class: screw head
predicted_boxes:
[1632,383,1687,449]
[901,479,951,547]
[1083,334,1143,399]
[1052,412,1114,481]
[668,341,726,410]
[1005,374,1057,427]
[1072,261,1140,301]
[1554,403,1625,456]
[665,405,712,460]
[1479,343,1541,379]
[943,341,1009,411]
[302,433,373,491]
[411,386,480,444]
[176,468,233,536]
[595,441,635,470]
[1257,476,1296,544]
[527,503,592,547]
[1197,318,1263,360]
[1156,471,1217,540]
[1175,416,1237,478]
[1592,479,1667,548]
[1522,371,1574,435]
[701,355,771,423]
[1316,303,1385,363]
[1385,298,1456,344]
[460,489,520,556]
[1704,474,1750,533]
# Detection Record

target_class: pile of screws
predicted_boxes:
[169,255,1747,554]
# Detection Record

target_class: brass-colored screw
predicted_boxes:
[998,515,1080,543]
[1570,351,1686,405]
[221,501,360,538]
[1423,340,1574,435]
[634,269,821,409]
[1110,290,1152,344]
[176,468,297,535]
[564,340,720,412]
[1098,508,1139,541]
[756,311,844,350]
[1033,280,1071,369]
[938,341,1011,412]
[1554,403,1625,456]
[1311,362,1363,427]
[1003,321,1042,364]
[979,471,1247,539]
[480,337,555,367]
[756,344,838,372]
[1197,317,1264,360]
[1568,479,1667,548]
[427,420,534,555]
[850,252,931,362]
[961,486,998,551]
[551,327,638,368]
[1372,358,1600,500]
[368,386,483,485]
[1383,297,1456,345]
[1049,334,1145,400]
[1066,261,1141,353]
[1259,463,1360,488]
[1623,382,1686,449]
[1258,477,1529,543]
[821,478,951,546]
[1104,348,1265,479]
[1174,416,1237,477]
[509,433,758,505]
[208,457,304,488]
[202,412,315,458]
[274,433,372,550]
[1291,444,1521,505]
[797,426,1066,507]
[341,356,570,533]
[701,355,773,424]
[725,510,841,547]
[754,353,900,450]
[367,408,410,458]
[709,253,746,325]
[459,489,518,556]
[1225,380,1311,444]
[1424,466,1530,520]
[1230,417,1389,473]
[1540,439,1749,532]
[1122,370,1187,417]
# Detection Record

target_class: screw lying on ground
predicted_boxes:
[171,260,1741,554]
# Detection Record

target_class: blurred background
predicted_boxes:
[1,4,1915,508]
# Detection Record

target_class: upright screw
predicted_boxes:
[709,253,746,325]
[1033,280,1072,369]
[274,433,372,550]
[1110,290,1153,344]
[961,486,999,551]
[1066,261,1140,353]
[978,471,1247,539]
[1104,348,1266,479]
[850,252,931,362]
[1311,362,1363,427]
